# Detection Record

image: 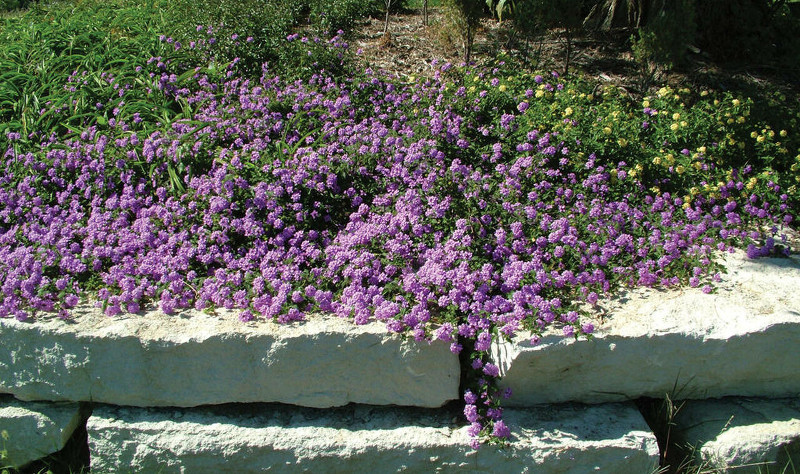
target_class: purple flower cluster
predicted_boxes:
[0,37,795,447]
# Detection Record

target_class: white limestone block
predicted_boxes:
[87,402,659,473]
[0,309,459,408]
[0,396,82,469]
[675,397,800,473]
[491,250,800,405]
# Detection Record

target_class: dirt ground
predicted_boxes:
[350,7,800,97]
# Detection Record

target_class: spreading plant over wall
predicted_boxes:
[1,0,799,449]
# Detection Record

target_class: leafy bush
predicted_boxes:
[0,0,33,13]
[694,0,799,63]
[631,0,694,70]
[511,0,590,74]
[441,0,485,62]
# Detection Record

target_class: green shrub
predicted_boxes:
[694,0,800,64]
[511,0,589,74]
[631,0,695,70]
[1,0,34,13]
[441,0,484,62]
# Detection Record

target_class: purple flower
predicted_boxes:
[464,404,479,423]
[464,390,478,405]
[482,363,500,377]
[491,420,511,438]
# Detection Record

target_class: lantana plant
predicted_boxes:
[1,26,798,448]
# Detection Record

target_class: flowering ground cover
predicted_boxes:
[1,0,799,449]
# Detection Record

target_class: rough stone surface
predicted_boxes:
[0,309,459,408]
[491,251,800,406]
[87,402,659,473]
[0,395,83,469]
[674,397,800,473]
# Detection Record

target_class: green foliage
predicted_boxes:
[695,0,800,64]
[0,0,189,139]
[631,0,694,70]
[165,0,371,77]
[511,0,588,74]
[486,0,514,21]
[513,0,586,30]
[0,0,33,13]
[1,429,8,471]
[441,0,484,62]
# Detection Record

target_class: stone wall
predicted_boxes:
[2,250,799,472]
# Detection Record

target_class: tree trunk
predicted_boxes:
[584,0,664,30]
[384,0,393,34]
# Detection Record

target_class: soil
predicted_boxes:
[350,7,800,98]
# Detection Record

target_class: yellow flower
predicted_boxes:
[751,131,759,138]
[714,99,720,106]
[468,86,476,93]
[680,121,687,128]
[690,187,699,195]
[665,154,675,164]
[408,75,416,82]
[564,107,573,116]
[732,99,741,106]
[698,146,707,154]
[693,161,702,170]
[650,186,660,194]
[499,84,507,92]
[747,177,757,190]
[652,156,662,165]
[670,123,679,131]
[682,202,691,210]
[586,94,594,101]
[473,75,480,82]
[700,90,709,96]
[535,90,545,98]
[672,113,681,121]
[768,130,775,138]
[658,87,670,97]
[780,130,788,137]
[642,100,650,108]
[603,126,612,135]
[676,165,686,174]
[618,138,628,147]
[757,135,765,143]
